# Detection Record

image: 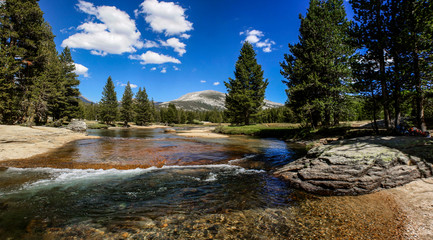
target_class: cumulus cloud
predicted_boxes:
[160,37,186,56]
[136,0,193,36]
[161,67,167,73]
[173,66,179,71]
[213,81,220,86]
[62,0,143,56]
[129,50,181,65]
[73,63,89,77]
[150,67,157,71]
[200,80,206,83]
[240,29,275,53]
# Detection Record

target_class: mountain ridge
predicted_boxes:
[158,90,283,111]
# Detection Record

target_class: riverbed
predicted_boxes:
[0,128,405,239]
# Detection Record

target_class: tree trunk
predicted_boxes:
[377,5,391,129]
[413,50,427,132]
[333,111,340,126]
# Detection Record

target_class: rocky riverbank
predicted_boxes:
[276,136,433,239]
[0,125,98,161]
[275,136,433,195]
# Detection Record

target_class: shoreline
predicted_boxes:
[0,125,431,239]
[0,125,99,162]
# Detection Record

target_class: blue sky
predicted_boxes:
[39,0,354,104]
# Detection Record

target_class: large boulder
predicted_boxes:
[66,120,87,132]
[275,136,433,195]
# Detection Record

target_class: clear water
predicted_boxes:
[0,128,403,239]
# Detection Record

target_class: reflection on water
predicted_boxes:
[0,128,404,239]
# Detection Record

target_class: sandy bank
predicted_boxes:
[176,128,229,138]
[385,178,433,240]
[0,125,98,161]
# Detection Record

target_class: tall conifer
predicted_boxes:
[281,0,353,128]
[134,87,152,126]
[225,42,268,125]
[120,82,134,126]
[99,76,118,125]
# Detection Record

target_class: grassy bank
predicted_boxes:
[214,122,390,140]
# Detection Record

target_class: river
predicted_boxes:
[0,128,403,239]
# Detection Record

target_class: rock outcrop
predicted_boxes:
[66,120,87,132]
[275,136,433,195]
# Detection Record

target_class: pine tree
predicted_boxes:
[281,0,353,128]
[350,0,392,129]
[225,41,268,125]
[59,47,80,120]
[120,82,134,126]
[166,103,179,124]
[134,87,152,126]
[0,0,46,124]
[99,76,118,125]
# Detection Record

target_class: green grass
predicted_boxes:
[214,123,391,140]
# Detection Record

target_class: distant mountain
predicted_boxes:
[159,90,283,111]
[78,95,95,104]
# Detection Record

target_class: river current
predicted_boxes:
[0,128,403,239]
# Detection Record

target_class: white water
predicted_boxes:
[4,164,264,193]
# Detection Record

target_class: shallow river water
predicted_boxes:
[0,128,404,239]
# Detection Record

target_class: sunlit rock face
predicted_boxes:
[275,136,433,195]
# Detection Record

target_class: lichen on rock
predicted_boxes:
[275,136,433,195]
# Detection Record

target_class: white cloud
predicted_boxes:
[62,0,143,56]
[213,81,220,86]
[129,50,181,65]
[173,66,179,71]
[73,63,89,77]
[240,29,275,53]
[136,0,193,36]
[180,33,190,39]
[200,80,206,83]
[150,67,157,71]
[160,37,186,56]
[161,67,167,73]
[119,82,138,88]
[143,40,159,48]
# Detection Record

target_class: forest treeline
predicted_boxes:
[1,0,432,129]
[281,0,433,131]
[0,0,80,125]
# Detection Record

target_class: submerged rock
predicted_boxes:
[66,120,87,132]
[275,136,433,195]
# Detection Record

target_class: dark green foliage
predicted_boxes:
[120,82,134,126]
[134,87,153,126]
[0,0,81,125]
[99,76,118,125]
[351,0,433,131]
[225,42,269,125]
[281,0,354,128]
[257,107,296,123]
[59,47,80,120]
[166,103,179,124]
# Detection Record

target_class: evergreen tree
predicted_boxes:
[99,76,118,125]
[120,82,134,126]
[350,0,392,128]
[281,0,353,128]
[134,87,153,126]
[225,41,268,125]
[166,103,179,124]
[0,0,46,124]
[59,47,80,120]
